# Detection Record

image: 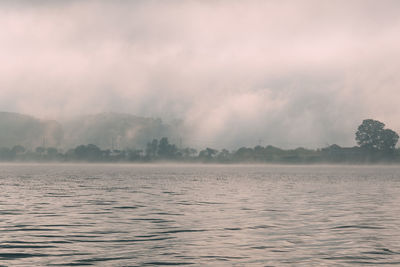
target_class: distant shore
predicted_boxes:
[1,143,399,165]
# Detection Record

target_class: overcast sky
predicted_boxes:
[1,0,400,148]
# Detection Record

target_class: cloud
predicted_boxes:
[1,0,400,148]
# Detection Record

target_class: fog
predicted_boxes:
[1,0,400,149]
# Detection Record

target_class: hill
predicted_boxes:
[61,113,176,149]
[0,112,63,148]
[0,112,177,150]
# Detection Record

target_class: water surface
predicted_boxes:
[1,164,400,266]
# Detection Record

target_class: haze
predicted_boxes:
[1,0,400,149]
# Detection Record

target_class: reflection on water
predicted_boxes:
[1,164,400,266]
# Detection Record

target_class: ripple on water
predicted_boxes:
[1,164,400,266]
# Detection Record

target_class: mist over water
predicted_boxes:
[2,1,400,266]
[1,1,400,148]
[1,164,400,266]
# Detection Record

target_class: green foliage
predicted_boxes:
[356,119,399,151]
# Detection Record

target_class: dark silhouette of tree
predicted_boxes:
[234,147,254,161]
[216,149,231,162]
[158,137,178,159]
[199,147,218,161]
[74,144,102,161]
[356,119,399,151]
[381,129,399,152]
[180,147,197,159]
[145,139,158,158]
[127,149,143,161]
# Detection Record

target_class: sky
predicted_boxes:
[1,0,400,149]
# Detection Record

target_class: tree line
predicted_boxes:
[0,119,399,163]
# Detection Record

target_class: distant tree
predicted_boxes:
[0,147,12,161]
[381,129,399,151]
[145,139,158,158]
[216,149,231,162]
[86,144,102,160]
[74,144,102,161]
[158,137,178,159]
[199,148,218,161]
[180,147,197,159]
[253,146,266,161]
[234,147,254,161]
[46,147,58,158]
[355,119,399,151]
[127,149,143,161]
[35,147,45,155]
[11,145,25,155]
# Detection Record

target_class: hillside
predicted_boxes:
[0,112,63,148]
[61,113,175,149]
[0,112,177,150]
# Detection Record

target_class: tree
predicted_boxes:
[145,139,158,158]
[46,147,58,157]
[0,147,12,161]
[11,145,25,156]
[36,146,45,155]
[199,147,218,161]
[180,147,197,159]
[355,119,399,151]
[74,144,102,161]
[216,149,231,162]
[158,137,178,159]
[127,149,143,161]
[381,129,399,151]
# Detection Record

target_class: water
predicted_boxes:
[1,164,400,266]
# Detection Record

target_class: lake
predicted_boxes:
[1,164,400,266]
